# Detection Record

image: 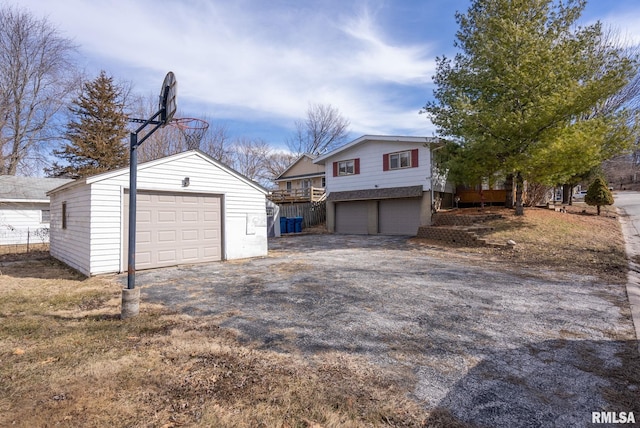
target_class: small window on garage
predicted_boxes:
[62,202,67,229]
[41,209,51,223]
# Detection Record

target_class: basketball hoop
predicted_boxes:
[169,117,210,150]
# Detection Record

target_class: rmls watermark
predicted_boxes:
[592,412,636,424]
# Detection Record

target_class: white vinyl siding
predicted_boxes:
[50,185,92,275]
[49,151,267,276]
[0,202,51,245]
[325,140,431,193]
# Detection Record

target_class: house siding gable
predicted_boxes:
[279,156,324,180]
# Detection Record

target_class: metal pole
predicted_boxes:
[122,106,166,318]
[127,131,138,289]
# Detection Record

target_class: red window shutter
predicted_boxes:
[333,161,338,177]
[383,154,389,171]
[411,149,419,168]
[354,158,360,174]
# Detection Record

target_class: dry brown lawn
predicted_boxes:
[0,205,634,427]
[416,204,628,283]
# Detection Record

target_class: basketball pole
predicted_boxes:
[122,106,166,319]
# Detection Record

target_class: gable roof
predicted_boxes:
[313,135,443,165]
[0,176,74,202]
[48,150,268,195]
[274,153,321,180]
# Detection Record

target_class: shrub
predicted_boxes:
[585,177,614,215]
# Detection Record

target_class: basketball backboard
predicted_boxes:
[159,71,177,125]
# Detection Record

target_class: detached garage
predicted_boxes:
[48,150,268,276]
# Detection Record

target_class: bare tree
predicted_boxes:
[128,93,230,164]
[0,5,79,175]
[199,120,233,166]
[230,138,272,185]
[286,103,350,155]
[264,151,297,182]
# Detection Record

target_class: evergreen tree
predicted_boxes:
[47,71,129,178]
[585,176,614,215]
[421,0,636,215]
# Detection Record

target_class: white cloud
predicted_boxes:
[601,11,640,46]
[340,8,436,83]
[14,0,438,141]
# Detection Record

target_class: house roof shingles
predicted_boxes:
[326,185,424,202]
[0,176,74,201]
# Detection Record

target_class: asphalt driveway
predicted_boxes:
[128,234,637,427]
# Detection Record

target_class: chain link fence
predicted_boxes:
[0,226,50,253]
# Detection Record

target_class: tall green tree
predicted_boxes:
[47,71,129,178]
[422,0,636,215]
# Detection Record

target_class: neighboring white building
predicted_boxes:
[47,150,268,276]
[0,176,73,245]
[313,135,454,235]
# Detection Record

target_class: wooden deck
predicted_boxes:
[268,187,326,203]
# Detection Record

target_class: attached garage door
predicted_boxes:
[378,198,422,235]
[335,201,369,234]
[124,191,222,270]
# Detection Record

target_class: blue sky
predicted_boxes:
[14,0,640,150]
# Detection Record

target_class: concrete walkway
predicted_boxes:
[614,191,640,352]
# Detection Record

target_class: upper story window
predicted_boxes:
[41,209,51,223]
[383,149,419,171]
[333,158,360,177]
[339,160,355,175]
[389,151,411,169]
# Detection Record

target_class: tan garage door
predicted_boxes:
[378,198,421,235]
[124,191,222,270]
[335,201,369,234]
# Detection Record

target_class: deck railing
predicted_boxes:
[268,187,325,203]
